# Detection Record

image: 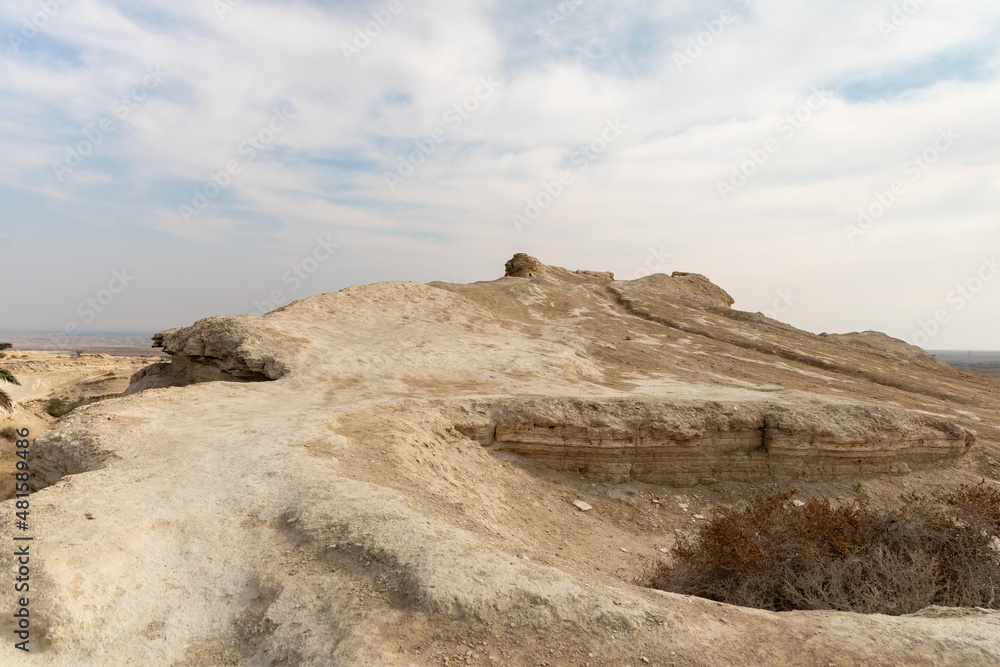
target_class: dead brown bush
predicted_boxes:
[646,483,1000,614]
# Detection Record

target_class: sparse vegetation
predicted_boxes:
[646,484,1000,615]
[0,343,19,411]
[46,398,66,418]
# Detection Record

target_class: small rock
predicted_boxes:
[660,548,668,553]
[641,657,650,664]
[572,500,593,512]
[620,547,629,553]
[792,500,806,508]
[693,514,706,520]
[720,617,727,624]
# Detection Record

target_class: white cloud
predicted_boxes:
[0,0,998,347]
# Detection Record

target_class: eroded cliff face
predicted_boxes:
[452,398,975,485]
[7,254,1000,666]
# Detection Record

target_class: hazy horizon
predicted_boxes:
[1,328,997,355]
[1,1,998,348]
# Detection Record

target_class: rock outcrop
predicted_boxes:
[124,317,296,394]
[452,397,974,485]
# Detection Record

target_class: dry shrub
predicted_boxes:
[46,398,66,418]
[647,483,1000,614]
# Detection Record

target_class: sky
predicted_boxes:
[0,0,998,350]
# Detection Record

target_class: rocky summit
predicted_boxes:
[4,254,1000,665]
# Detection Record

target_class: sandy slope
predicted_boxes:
[3,255,1000,666]
[0,353,156,497]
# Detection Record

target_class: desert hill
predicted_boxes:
[3,255,1000,665]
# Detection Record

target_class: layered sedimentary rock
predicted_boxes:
[125,317,294,393]
[452,398,975,485]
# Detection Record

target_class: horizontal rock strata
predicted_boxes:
[451,398,975,485]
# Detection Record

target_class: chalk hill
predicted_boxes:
[4,255,1000,665]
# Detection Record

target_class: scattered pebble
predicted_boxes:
[572,500,593,512]
[693,514,706,520]
[793,500,806,508]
